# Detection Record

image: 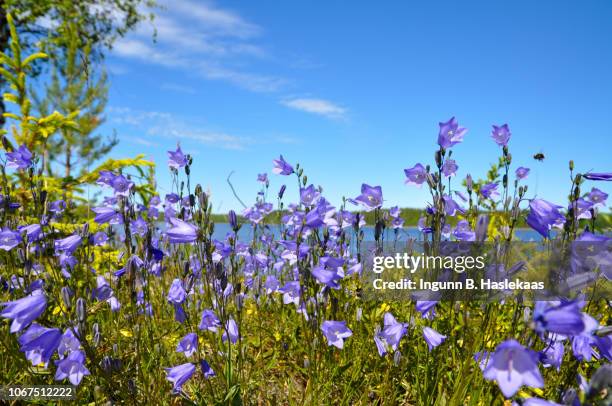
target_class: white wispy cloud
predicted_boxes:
[168,0,260,39]
[160,82,196,94]
[281,98,347,119]
[112,0,285,92]
[109,106,297,150]
[126,136,159,147]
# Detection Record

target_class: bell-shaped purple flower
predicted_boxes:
[583,172,612,181]
[168,146,188,169]
[0,228,21,251]
[540,340,564,371]
[92,232,108,246]
[422,327,446,351]
[404,163,427,187]
[166,217,198,243]
[321,320,352,349]
[438,117,467,149]
[257,173,268,183]
[58,328,81,358]
[129,217,148,237]
[533,301,584,337]
[482,339,543,398]
[54,234,82,254]
[300,184,320,206]
[416,300,437,319]
[441,159,458,178]
[1,291,47,332]
[167,279,186,304]
[374,331,387,356]
[200,360,215,378]
[311,265,342,289]
[6,144,33,170]
[442,194,464,216]
[354,184,383,211]
[272,155,294,175]
[587,187,608,208]
[491,124,511,146]
[279,281,301,305]
[391,216,404,229]
[571,198,594,220]
[54,350,90,385]
[222,318,239,344]
[164,362,196,392]
[93,206,121,224]
[264,275,280,294]
[49,199,66,214]
[18,323,62,366]
[381,313,408,350]
[453,220,475,241]
[516,166,530,180]
[111,174,133,196]
[199,309,221,332]
[480,182,500,200]
[176,333,198,357]
[19,224,42,243]
[526,199,566,238]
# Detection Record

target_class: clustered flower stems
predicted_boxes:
[1,18,611,404]
[1,119,611,404]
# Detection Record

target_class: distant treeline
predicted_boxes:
[210,208,612,229]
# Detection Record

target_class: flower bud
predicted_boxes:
[475,215,489,242]
[228,210,238,231]
[393,351,402,366]
[523,307,531,323]
[426,173,436,189]
[434,150,442,167]
[278,185,286,199]
[1,135,11,151]
[112,358,123,372]
[569,160,574,171]
[588,364,612,398]
[76,297,86,323]
[61,286,73,309]
[92,323,100,347]
[574,173,582,184]
[100,356,113,373]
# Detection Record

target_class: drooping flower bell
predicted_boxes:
[321,320,352,349]
[272,155,294,175]
[437,117,467,149]
[491,124,511,146]
[481,339,543,398]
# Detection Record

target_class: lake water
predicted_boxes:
[210,223,544,242]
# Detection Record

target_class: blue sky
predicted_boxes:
[102,0,612,212]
